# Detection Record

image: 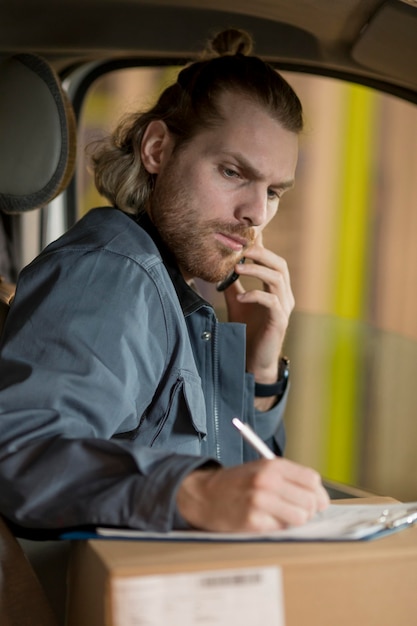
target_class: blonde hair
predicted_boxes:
[91,29,303,215]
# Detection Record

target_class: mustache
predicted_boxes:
[211,221,256,247]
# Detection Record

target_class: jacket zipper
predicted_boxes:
[212,321,221,461]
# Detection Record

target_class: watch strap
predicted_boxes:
[254,356,290,398]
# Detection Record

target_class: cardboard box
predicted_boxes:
[66,498,417,626]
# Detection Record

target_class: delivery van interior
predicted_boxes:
[1,1,417,624]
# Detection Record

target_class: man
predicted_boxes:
[0,29,328,536]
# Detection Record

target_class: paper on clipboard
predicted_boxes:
[96,501,417,542]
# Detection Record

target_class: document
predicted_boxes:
[111,566,285,626]
[96,500,417,542]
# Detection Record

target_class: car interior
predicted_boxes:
[0,0,417,623]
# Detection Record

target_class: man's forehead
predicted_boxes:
[203,122,298,182]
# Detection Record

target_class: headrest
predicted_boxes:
[0,53,76,214]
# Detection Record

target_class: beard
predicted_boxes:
[148,161,255,283]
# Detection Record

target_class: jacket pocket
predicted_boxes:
[149,372,207,454]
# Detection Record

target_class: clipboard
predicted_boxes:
[65,500,417,543]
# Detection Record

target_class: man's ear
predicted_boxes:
[141,120,173,174]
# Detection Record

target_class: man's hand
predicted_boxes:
[223,234,294,386]
[176,458,330,532]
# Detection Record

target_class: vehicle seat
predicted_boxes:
[0,52,76,626]
[0,52,76,329]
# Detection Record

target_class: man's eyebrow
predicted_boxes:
[223,151,295,190]
[273,179,295,191]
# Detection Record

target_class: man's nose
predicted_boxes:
[234,186,268,226]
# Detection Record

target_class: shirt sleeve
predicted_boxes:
[0,248,213,533]
[243,371,288,458]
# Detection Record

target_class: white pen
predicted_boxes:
[232,417,276,460]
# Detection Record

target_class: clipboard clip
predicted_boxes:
[385,508,417,530]
[348,505,417,535]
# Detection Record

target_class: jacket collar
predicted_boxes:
[134,211,210,316]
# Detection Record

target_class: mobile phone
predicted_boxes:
[216,257,246,292]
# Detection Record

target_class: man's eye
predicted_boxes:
[267,188,278,200]
[223,167,239,178]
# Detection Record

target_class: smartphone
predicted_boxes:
[216,257,246,292]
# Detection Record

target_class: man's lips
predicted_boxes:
[214,232,248,251]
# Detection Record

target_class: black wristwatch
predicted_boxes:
[254,356,290,398]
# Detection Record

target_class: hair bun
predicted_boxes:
[207,29,253,57]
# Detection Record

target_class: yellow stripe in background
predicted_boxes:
[324,84,376,483]
[334,84,375,320]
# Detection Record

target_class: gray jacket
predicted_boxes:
[0,207,286,534]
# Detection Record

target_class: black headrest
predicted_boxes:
[0,53,76,214]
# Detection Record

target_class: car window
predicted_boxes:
[75,66,417,500]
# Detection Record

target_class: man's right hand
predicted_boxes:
[176,458,330,532]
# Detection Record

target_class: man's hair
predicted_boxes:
[90,29,304,215]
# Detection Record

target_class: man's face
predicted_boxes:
[149,91,299,283]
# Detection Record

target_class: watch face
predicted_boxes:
[279,356,290,380]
